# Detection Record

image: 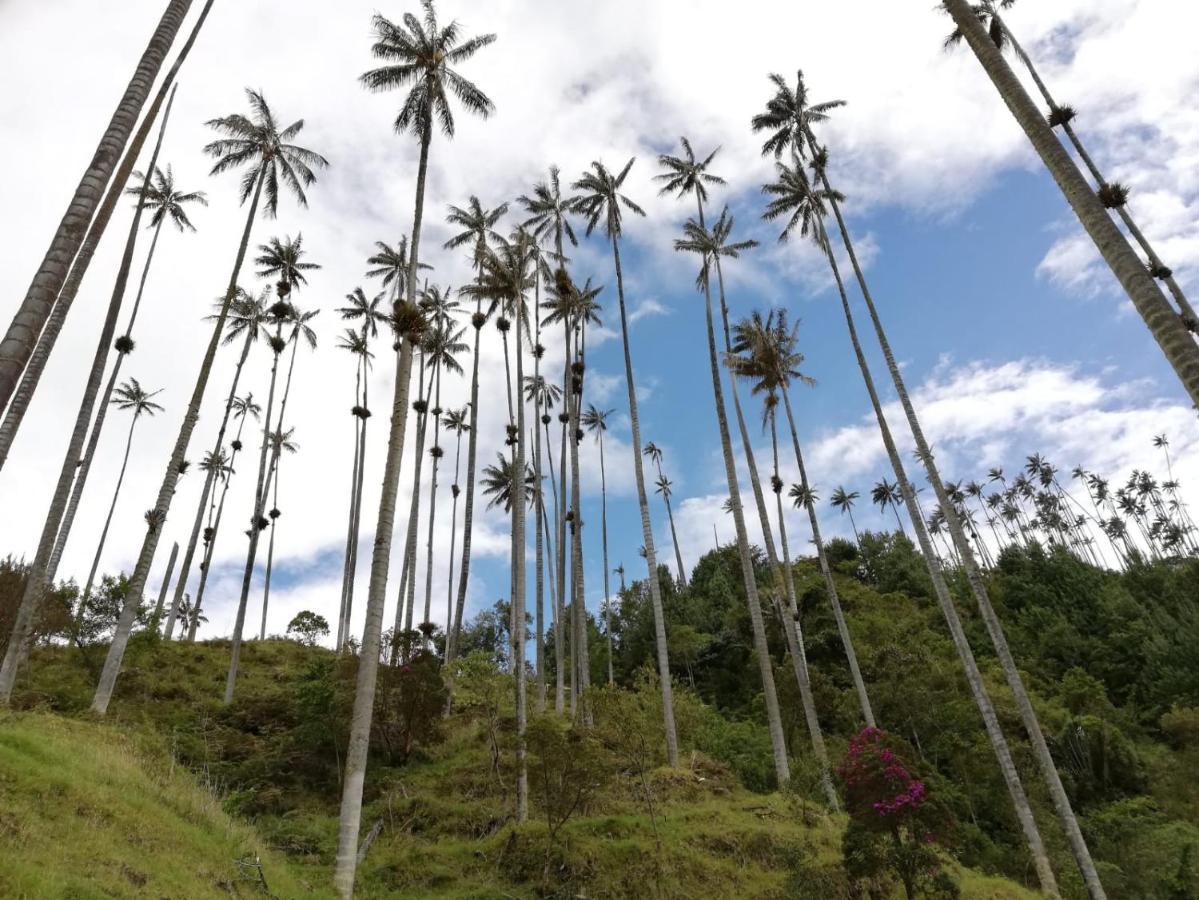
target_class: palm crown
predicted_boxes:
[127,164,207,231]
[519,166,578,258]
[112,377,164,418]
[445,196,508,268]
[573,159,645,239]
[360,2,496,139]
[750,70,845,160]
[255,234,321,291]
[580,405,613,436]
[203,88,329,217]
[338,288,389,341]
[655,137,725,205]
[481,453,535,512]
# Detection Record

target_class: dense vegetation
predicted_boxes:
[3,540,1198,897]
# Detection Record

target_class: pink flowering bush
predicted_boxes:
[836,727,958,900]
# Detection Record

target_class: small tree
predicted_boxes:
[287,610,330,646]
[525,714,609,877]
[371,649,447,764]
[837,727,957,900]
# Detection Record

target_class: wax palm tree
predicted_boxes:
[946,2,1197,330]
[771,65,1103,893]
[830,487,861,543]
[0,83,186,704]
[421,317,468,630]
[0,0,199,423]
[341,9,497,882]
[581,405,616,684]
[76,378,165,615]
[86,89,327,716]
[45,164,207,585]
[442,405,470,638]
[335,287,388,647]
[443,197,507,664]
[755,90,1058,893]
[481,453,535,512]
[871,479,905,533]
[730,308,876,731]
[520,169,578,710]
[673,215,790,785]
[573,158,678,759]
[177,292,270,641]
[642,442,688,588]
[941,0,1199,415]
[259,426,299,639]
[227,244,321,704]
[461,230,534,816]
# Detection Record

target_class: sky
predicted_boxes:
[2,0,1198,647]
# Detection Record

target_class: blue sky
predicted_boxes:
[1,0,1197,643]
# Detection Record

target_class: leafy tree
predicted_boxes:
[287,611,330,646]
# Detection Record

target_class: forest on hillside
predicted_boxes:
[2,0,1198,897]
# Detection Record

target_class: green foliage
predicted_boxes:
[286,610,329,645]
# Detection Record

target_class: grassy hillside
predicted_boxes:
[2,639,1039,899]
[0,712,314,898]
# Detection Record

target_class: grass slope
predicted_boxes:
[0,711,315,898]
[5,639,1040,898]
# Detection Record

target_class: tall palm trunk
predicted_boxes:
[448,302,484,664]
[0,81,181,704]
[422,363,443,626]
[708,233,816,786]
[224,322,285,703]
[769,405,837,807]
[447,424,465,641]
[821,151,1101,895]
[542,415,565,713]
[259,453,282,640]
[557,321,570,713]
[610,238,679,763]
[511,288,529,822]
[597,429,614,686]
[943,0,1199,410]
[152,541,179,623]
[46,211,168,582]
[659,477,688,588]
[337,356,364,648]
[567,323,590,714]
[78,409,145,611]
[697,248,789,785]
[90,166,267,716]
[815,212,1060,896]
[398,369,432,638]
[781,389,875,727]
[333,117,430,900]
[0,0,194,421]
[989,9,1197,328]
[532,284,547,707]
[255,334,304,642]
[168,333,254,640]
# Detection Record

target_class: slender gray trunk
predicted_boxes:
[337,359,364,648]
[769,409,838,807]
[822,152,1099,893]
[90,165,266,715]
[448,309,482,664]
[662,490,687,588]
[598,432,613,686]
[781,389,875,727]
[697,251,789,785]
[79,410,144,610]
[512,286,529,822]
[814,208,1060,896]
[152,541,179,623]
[0,82,180,703]
[46,214,167,582]
[259,454,281,640]
[944,0,1199,410]
[422,365,443,626]
[223,322,284,702]
[610,238,678,763]
[0,0,195,420]
[169,333,254,641]
[333,118,430,899]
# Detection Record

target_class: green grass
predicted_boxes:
[0,711,319,898]
[4,640,1043,898]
